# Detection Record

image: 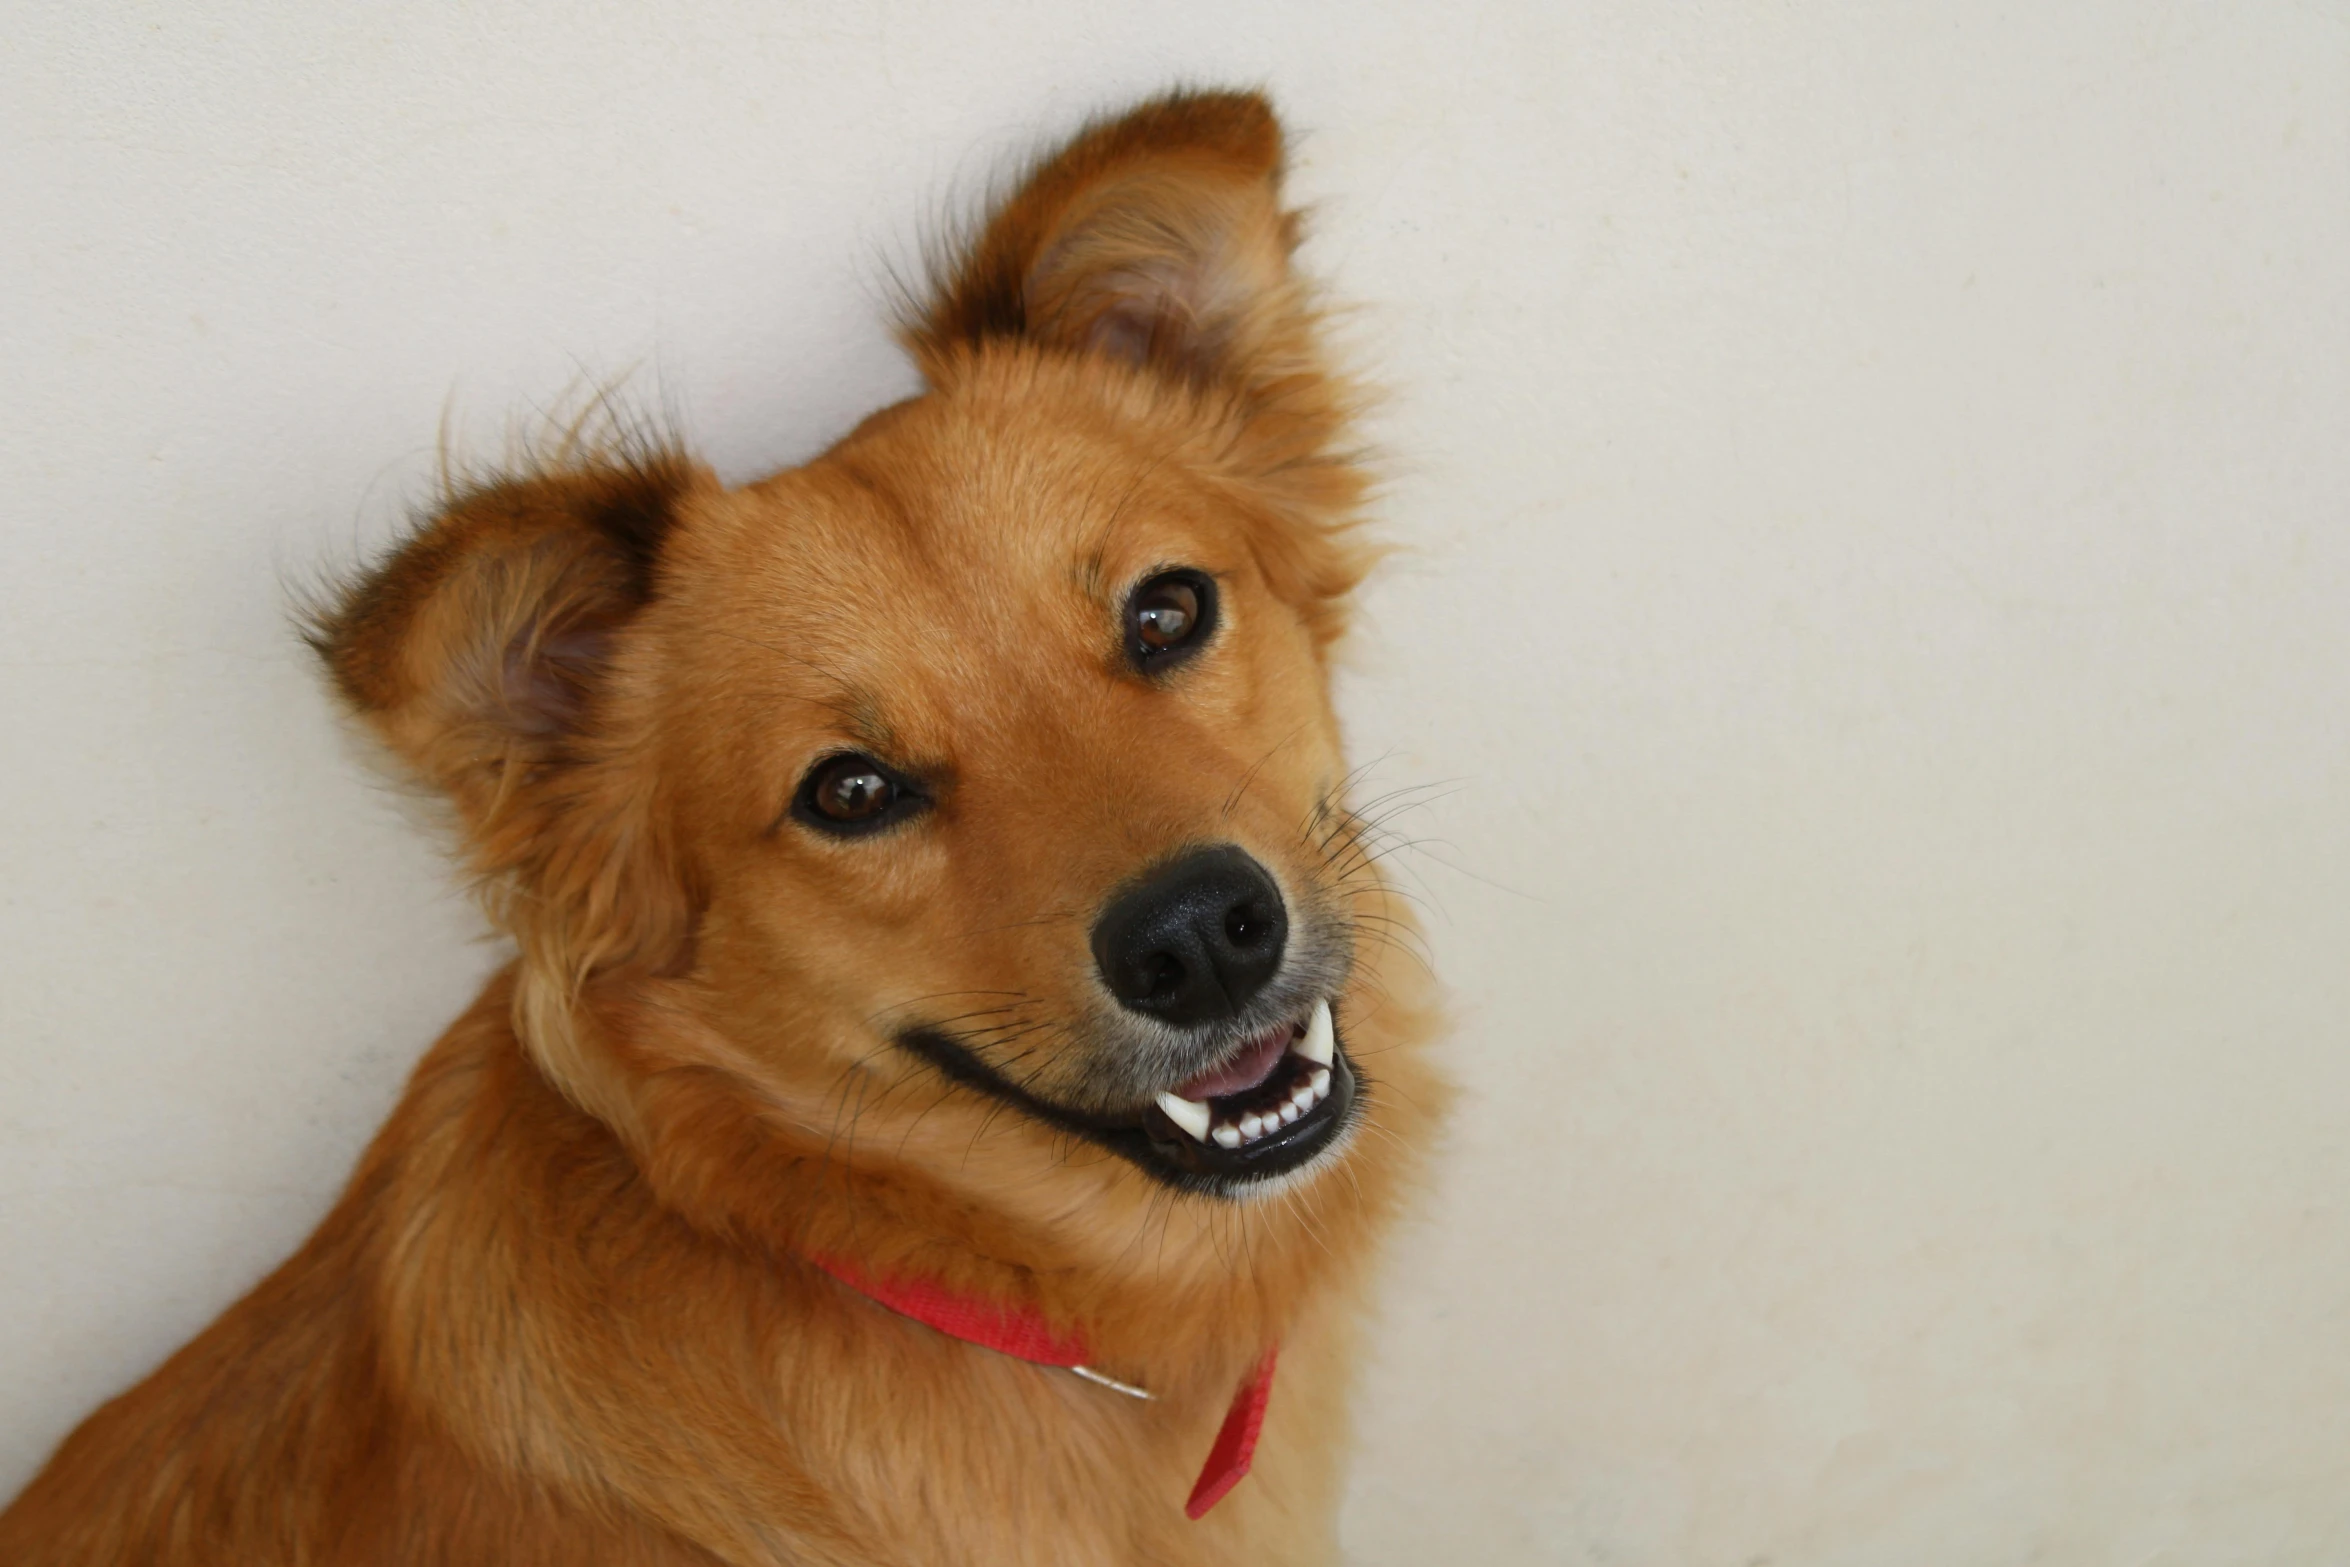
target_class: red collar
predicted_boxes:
[808,1253,1278,1519]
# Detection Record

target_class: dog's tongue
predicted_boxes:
[1175,1025,1293,1101]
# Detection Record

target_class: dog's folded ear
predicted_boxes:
[912,88,1318,399]
[308,451,709,996]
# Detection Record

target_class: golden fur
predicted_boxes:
[1,89,1445,1565]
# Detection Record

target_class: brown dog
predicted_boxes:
[0,89,1445,1565]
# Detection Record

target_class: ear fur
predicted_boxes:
[914,90,1298,382]
[909,88,1376,645]
[308,448,711,1130]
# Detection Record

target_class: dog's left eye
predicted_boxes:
[793,752,924,837]
[1125,569,1218,670]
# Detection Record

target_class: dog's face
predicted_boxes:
[317,93,1394,1202]
[664,361,1363,1192]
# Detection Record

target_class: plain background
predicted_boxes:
[6,2,2348,1561]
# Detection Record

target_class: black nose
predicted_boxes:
[1091,846,1289,1027]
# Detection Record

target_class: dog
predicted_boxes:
[0,88,1446,1565]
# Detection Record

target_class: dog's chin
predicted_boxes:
[892,999,1361,1199]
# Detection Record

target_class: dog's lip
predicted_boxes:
[1172,1020,1298,1100]
[888,999,1358,1196]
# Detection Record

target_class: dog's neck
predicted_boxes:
[358,979,1405,1559]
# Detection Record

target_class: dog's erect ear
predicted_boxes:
[913,89,1373,643]
[913,89,1313,396]
[309,451,710,1010]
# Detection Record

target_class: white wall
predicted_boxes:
[6,3,2348,1560]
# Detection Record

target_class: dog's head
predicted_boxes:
[313,92,1422,1213]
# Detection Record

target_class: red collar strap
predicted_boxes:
[809,1253,1278,1519]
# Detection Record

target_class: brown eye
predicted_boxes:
[1125,570,1218,669]
[1136,582,1196,647]
[793,752,921,836]
[817,763,892,819]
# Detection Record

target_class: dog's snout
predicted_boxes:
[1091,846,1288,1027]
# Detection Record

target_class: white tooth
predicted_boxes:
[1279,1100,1303,1125]
[1298,1000,1335,1066]
[1310,1067,1331,1097]
[1212,1124,1243,1149]
[1240,1112,1265,1140]
[1155,1092,1213,1143]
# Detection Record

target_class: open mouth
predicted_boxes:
[893,996,1359,1195]
[1139,998,1357,1182]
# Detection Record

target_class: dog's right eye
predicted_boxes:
[793,752,923,837]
